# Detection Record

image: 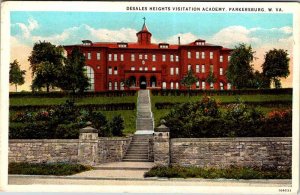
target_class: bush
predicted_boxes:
[9,162,92,176]
[110,115,124,136]
[144,165,291,179]
[163,96,292,138]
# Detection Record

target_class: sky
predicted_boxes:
[10,12,294,91]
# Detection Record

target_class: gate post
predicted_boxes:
[78,122,98,166]
[153,120,170,166]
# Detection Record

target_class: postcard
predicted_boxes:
[1,1,299,194]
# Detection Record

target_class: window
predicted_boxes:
[97,52,100,60]
[108,54,112,61]
[228,55,231,62]
[220,68,223,75]
[210,65,214,73]
[227,83,232,90]
[196,81,200,89]
[187,51,191,59]
[139,54,143,60]
[120,54,124,61]
[87,52,91,60]
[114,82,118,90]
[175,82,179,89]
[139,67,143,71]
[220,55,223,62]
[162,54,166,62]
[176,67,179,75]
[145,67,148,71]
[196,52,200,59]
[196,65,200,73]
[210,82,214,90]
[175,55,179,62]
[170,82,174,89]
[108,82,112,90]
[120,82,124,90]
[131,66,135,71]
[162,82,166,89]
[188,64,191,71]
[118,43,127,48]
[114,67,118,75]
[210,52,213,59]
[160,44,169,48]
[152,67,156,71]
[114,54,118,61]
[201,65,205,73]
[201,52,205,59]
[202,81,206,90]
[220,82,224,90]
[170,55,174,62]
[152,55,156,61]
[84,66,94,91]
[131,54,135,61]
[108,67,112,75]
[170,67,174,75]
[145,54,148,60]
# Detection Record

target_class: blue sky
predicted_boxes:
[10,11,294,90]
[11,12,292,43]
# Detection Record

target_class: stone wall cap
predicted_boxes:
[154,124,170,132]
[80,126,98,133]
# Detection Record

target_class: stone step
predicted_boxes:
[122,159,150,162]
[124,154,149,158]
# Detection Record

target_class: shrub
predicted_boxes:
[55,123,83,139]
[9,162,92,176]
[144,165,291,179]
[11,111,35,122]
[110,115,124,136]
[88,111,111,137]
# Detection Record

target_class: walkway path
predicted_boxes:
[135,90,154,135]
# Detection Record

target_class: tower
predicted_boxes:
[136,17,152,45]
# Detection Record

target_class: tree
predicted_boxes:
[206,72,217,88]
[226,44,255,89]
[31,61,61,92]
[9,60,26,92]
[181,70,198,90]
[58,47,89,94]
[123,78,134,89]
[262,49,290,88]
[29,41,65,92]
[251,71,270,89]
[28,41,65,77]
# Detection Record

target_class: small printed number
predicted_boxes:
[279,189,291,192]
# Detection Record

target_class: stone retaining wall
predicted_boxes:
[170,137,292,170]
[9,139,79,163]
[98,136,132,163]
[9,136,132,164]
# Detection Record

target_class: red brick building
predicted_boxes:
[64,21,232,91]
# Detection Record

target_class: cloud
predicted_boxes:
[15,18,38,38]
[163,33,198,44]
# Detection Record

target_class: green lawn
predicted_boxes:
[10,95,137,106]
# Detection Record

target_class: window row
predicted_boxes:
[162,81,232,90]
[108,81,125,91]
[84,52,101,60]
[107,53,180,62]
[187,65,224,75]
[130,67,157,71]
[187,51,231,62]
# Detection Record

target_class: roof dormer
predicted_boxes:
[117,42,128,48]
[194,39,205,46]
[82,40,93,46]
[159,43,169,49]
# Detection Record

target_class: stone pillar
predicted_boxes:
[78,123,98,166]
[153,122,170,166]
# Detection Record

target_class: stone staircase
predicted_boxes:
[122,135,151,162]
[123,90,154,162]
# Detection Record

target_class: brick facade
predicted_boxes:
[64,21,232,91]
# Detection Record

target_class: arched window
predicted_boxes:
[114,81,118,90]
[162,82,166,89]
[120,82,124,90]
[220,82,224,90]
[84,66,94,91]
[170,82,174,89]
[227,83,232,90]
[108,82,112,90]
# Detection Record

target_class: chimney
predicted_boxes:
[178,37,181,45]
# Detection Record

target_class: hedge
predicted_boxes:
[155,100,292,109]
[9,90,136,98]
[151,88,292,96]
[10,103,136,112]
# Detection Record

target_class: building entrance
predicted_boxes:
[139,76,147,89]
